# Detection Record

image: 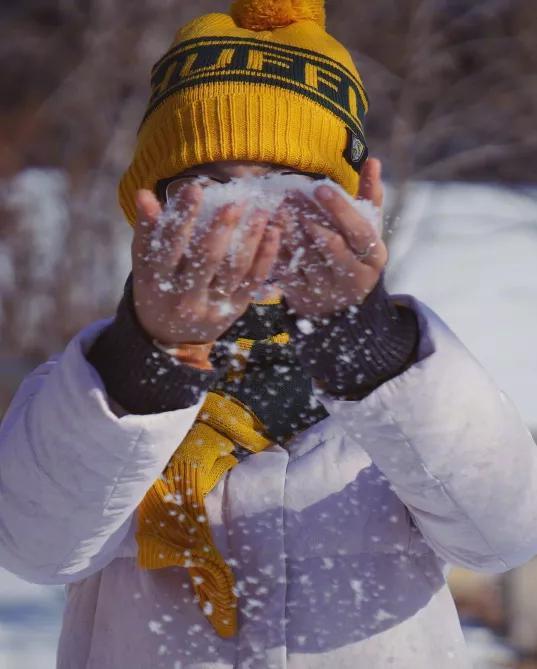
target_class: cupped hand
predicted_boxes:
[273,158,388,319]
[131,185,281,345]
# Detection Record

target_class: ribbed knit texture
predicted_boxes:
[294,279,419,397]
[120,94,348,225]
[136,390,272,638]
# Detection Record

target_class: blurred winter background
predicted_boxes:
[0,0,536,667]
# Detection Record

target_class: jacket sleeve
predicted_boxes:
[0,320,205,585]
[321,296,537,574]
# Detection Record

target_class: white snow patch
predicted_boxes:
[296,318,314,335]
[150,174,381,286]
[148,620,165,635]
[386,182,537,429]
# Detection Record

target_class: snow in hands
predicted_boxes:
[132,169,386,346]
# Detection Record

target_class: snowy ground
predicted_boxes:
[0,568,64,669]
[386,181,537,431]
[462,624,518,669]
[1,180,535,668]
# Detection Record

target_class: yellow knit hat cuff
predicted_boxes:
[120,87,361,225]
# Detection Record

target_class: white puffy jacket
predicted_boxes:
[1,297,536,668]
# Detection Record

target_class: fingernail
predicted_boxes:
[316,185,334,200]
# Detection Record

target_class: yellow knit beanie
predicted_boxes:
[119,0,369,225]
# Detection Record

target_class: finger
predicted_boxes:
[272,238,306,287]
[315,185,384,267]
[156,182,203,272]
[271,198,294,232]
[275,192,326,282]
[358,158,384,209]
[233,226,281,303]
[278,194,326,264]
[180,202,245,291]
[279,190,386,282]
[274,209,328,302]
[211,209,270,295]
[133,185,201,284]
[302,219,382,304]
[283,192,350,277]
[298,259,333,293]
[301,218,354,263]
[136,188,161,223]
[279,230,325,282]
[132,189,162,280]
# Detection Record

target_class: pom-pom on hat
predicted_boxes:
[230,0,326,31]
[119,0,369,225]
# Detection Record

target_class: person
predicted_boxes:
[1,1,537,667]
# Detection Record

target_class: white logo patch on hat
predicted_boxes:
[344,128,368,173]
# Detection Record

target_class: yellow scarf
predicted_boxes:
[136,390,273,638]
